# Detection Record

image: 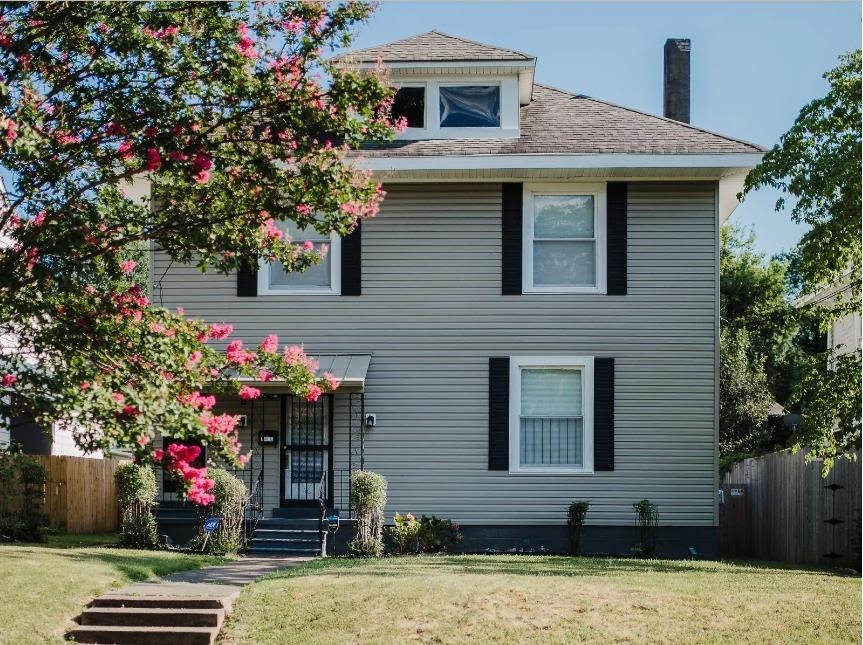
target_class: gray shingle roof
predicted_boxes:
[359,84,765,156]
[331,30,534,63]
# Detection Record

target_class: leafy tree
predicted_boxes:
[741,50,862,471]
[742,50,861,315]
[719,326,774,456]
[0,2,397,502]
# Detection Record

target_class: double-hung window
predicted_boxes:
[523,183,607,294]
[259,220,341,295]
[509,356,594,473]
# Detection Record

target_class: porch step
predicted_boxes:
[66,625,218,645]
[248,546,322,556]
[250,538,319,549]
[254,529,320,540]
[271,507,322,519]
[257,518,320,529]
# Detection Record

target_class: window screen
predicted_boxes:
[439,85,500,127]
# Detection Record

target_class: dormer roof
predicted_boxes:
[330,30,535,63]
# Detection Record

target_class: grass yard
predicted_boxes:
[0,533,229,645]
[220,556,861,645]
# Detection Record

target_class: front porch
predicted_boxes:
[154,355,372,552]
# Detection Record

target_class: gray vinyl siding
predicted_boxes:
[153,182,718,526]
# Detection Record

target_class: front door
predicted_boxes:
[281,395,332,506]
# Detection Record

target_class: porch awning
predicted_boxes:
[234,353,371,391]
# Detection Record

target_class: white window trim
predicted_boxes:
[393,76,519,140]
[257,232,341,296]
[508,355,595,474]
[522,182,607,295]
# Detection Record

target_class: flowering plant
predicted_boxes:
[0,1,395,503]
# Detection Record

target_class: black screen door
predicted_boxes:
[281,396,332,506]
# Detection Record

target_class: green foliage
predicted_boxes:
[632,499,658,559]
[115,462,158,548]
[789,350,862,474]
[719,327,775,455]
[417,515,463,553]
[385,512,420,554]
[567,501,590,555]
[348,470,387,557]
[0,446,47,542]
[0,1,393,470]
[742,50,861,317]
[194,467,247,554]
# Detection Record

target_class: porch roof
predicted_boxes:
[236,353,372,391]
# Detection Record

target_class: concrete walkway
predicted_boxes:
[67,556,312,644]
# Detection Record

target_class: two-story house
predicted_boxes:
[151,31,763,557]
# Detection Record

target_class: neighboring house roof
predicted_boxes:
[359,84,765,157]
[331,30,534,63]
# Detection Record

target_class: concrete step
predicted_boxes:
[257,518,320,529]
[248,546,321,556]
[78,607,223,628]
[253,529,320,540]
[250,538,320,550]
[66,625,218,645]
[91,596,226,610]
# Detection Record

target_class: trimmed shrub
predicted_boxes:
[348,470,387,557]
[567,501,590,555]
[115,462,158,548]
[0,447,47,541]
[417,515,462,553]
[194,467,247,554]
[632,499,659,558]
[386,512,420,554]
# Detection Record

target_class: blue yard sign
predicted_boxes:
[201,516,220,552]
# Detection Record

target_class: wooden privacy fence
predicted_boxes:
[719,449,861,570]
[37,455,126,534]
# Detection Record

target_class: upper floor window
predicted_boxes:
[522,183,607,294]
[259,220,341,295]
[392,86,425,128]
[439,85,500,127]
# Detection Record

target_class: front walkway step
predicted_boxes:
[91,596,225,609]
[66,625,218,645]
[78,606,224,628]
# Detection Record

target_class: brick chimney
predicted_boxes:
[663,38,690,123]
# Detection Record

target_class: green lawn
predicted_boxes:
[0,534,229,645]
[220,556,861,645]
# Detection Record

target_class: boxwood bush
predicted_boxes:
[0,447,47,542]
[194,467,247,554]
[349,470,387,557]
[115,462,158,549]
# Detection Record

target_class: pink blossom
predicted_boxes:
[200,413,239,436]
[393,115,409,133]
[105,122,126,136]
[208,323,233,340]
[120,259,137,274]
[112,392,125,404]
[97,22,109,34]
[235,22,258,59]
[238,385,261,400]
[260,334,278,353]
[144,147,161,172]
[32,211,46,227]
[118,140,134,159]
[1,374,17,387]
[122,404,139,416]
[302,240,314,251]
[296,204,311,216]
[25,247,39,271]
[187,350,202,366]
[226,340,254,365]
[257,369,273,382]
[137,435,150,446]
[306,384,323,402]
[262,218,283,240]
[282,18,304,34]
[0,116,17,144]
[192,153,213,183]
[323,373,340,390]
[149,322,165,333]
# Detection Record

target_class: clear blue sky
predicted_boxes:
[351,1,861,257]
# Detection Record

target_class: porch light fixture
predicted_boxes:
[364,413,376,428]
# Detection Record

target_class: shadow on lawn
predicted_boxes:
[264,555,857,582]
[3,546,223,582]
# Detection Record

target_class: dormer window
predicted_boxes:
[392,86,425,128]
[439,85,500,127]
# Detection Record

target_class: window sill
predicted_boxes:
[258,288,341,296]
[522,286,607,295]
[508,467,595,475]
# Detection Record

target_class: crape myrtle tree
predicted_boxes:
[0,1,400,503]
[742,50,862,473]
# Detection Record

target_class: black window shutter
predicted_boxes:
[501,183,522,295]
[607,182,628,295]
[594,358,615,471]
[488,357,510,470]
[236,259,258,297]
[341,222,362,296]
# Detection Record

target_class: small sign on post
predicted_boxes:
[201,516,220,552]
[730,488,745,497]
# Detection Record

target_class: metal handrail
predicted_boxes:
[243,470,264,548]
[317,469,328,551]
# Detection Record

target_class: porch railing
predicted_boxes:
[332,467,354,519]
[243,469,265,547]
